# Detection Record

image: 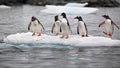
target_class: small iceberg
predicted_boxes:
[0,5,11,8]
[4,32,120,47]
[65,2,88,7]
[41,4,98,14]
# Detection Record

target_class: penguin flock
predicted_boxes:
[28,12,119,39]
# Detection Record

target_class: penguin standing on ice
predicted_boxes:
[74,16,88,37]
[28,16,45,36]
[60,12,71,39]
[51,15,61,36]
[99,15,119,37]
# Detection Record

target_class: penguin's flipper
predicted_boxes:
[112,21,119,29]
[51,23,55,33]
[77,26,79,34]
[37,19,45,30]
[66,19,72,33]
[99,21,105,27]
[84,23,88,36]
[112,25,114,34]
[60,26,62,32]
[28,22,31,30]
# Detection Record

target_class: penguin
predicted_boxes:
[51,15,61,36]
[74,16,88,37]
[60,12,71,39]
[28,16,45,36]
[99,15,119,37]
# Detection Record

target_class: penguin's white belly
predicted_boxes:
[105,20,112,33]
[61,23,69,35]
[60,18,69,35]
[54,22,61,33]
[78,22,86,35]
[31,23,41,32]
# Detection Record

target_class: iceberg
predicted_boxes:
[65,2,88,7]
[41,5,98,14]
[4,32,120,47]
[0,5,11,8]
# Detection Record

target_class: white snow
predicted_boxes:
[65,2,88,7]
[0,5,11,8]
[4,32,120,47]
[41,3,98,14]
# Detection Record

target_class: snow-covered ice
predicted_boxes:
[4,32,120,47]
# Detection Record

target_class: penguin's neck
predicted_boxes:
[55,18,58,22]
[62,16,68,21]
[78,20,83,22]
[62,15,67,18]
[105,16,111,20]
[106,18,111,21]
[32,20,38,24]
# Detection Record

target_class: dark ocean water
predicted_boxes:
[0,5,120,68]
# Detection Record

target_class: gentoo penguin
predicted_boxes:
[51,15,61,36]
[74,16,88,37]
[60,12,71,39]
[28,16,45,36]
[99,15,119,37]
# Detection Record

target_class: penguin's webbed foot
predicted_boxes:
[60,36,64,38]
[82,35,85,37]
[38,34,41,36]
[55,33,59,36]
[66,36,69,39]
[108,32,112,37]
[109,34,112,37]
[32,32,35,36]
[103,31,108,35]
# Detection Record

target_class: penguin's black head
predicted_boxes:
[55,15,58,21]
[61,12,66,18]
[102,15,110,19]
[74,16,79,19]
[74,16,83,21]
[31,16,37,21]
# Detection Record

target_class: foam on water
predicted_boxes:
[41,5,98,14]
[3,32,120,47]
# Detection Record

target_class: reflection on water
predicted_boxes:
[0,45,120,68]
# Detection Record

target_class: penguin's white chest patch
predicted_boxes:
[60,18,68,29]
[105,19,112,32]
[54,20,61,32]
[60,18,69,35]
[32,21,39,26]
[79,21,86,31]
[78,21,86,35]
[31,20,41,32]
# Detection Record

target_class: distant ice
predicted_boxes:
[41,3,98,14]
[0,5,11,8]
[4,32,120,47]
[65,2,88,7]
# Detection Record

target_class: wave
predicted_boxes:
[3,32,120,47]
